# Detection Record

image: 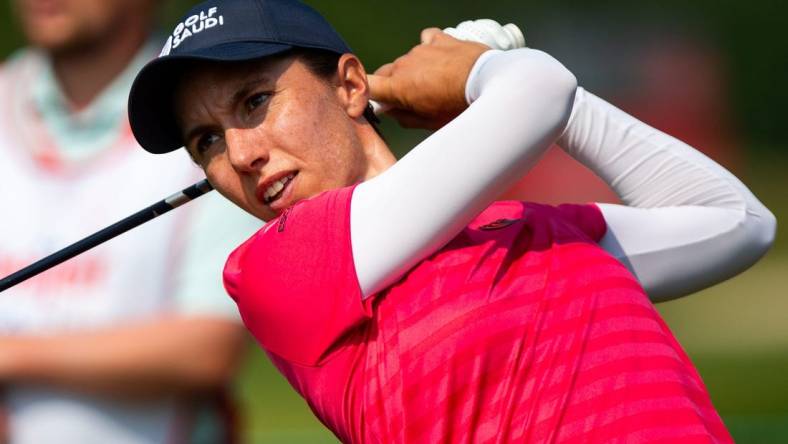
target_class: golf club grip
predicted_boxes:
[0,179,214,293]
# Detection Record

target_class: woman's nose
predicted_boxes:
[225,127,268,173]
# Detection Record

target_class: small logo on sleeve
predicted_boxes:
[479,218,519,231]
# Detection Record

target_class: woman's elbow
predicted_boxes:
[751,205,777,259]
[500,49,578,128]
[524,49,578,112]
[731,202,778,273]
[550,60,579,106]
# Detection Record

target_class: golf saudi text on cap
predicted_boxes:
[128,0,352,154]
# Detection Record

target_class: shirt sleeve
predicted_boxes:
[558,88,776,301]
[170,190,264,320]
[351,49,577,298]
[223,185,370,366]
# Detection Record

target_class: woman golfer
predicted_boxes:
[128,0,774,442]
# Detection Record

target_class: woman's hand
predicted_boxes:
[367,28,489,130]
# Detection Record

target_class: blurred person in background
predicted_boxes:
[0,0,260,443]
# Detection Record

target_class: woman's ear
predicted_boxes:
[335,54,370,119]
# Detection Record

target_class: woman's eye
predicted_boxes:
[196,133,221,154]
[246,92,270,113]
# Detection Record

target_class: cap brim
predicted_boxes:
[129,41,293,154]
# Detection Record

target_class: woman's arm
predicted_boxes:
[355,42,577,297]
[559,88,776,301]
[357,32,775,302]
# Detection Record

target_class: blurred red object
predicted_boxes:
[502,37,739,205]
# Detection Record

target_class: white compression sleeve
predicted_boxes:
[559,88,776,301]
[351,49,577,298]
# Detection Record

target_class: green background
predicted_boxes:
[2,1,786,442]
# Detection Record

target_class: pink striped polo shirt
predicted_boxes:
[224,185,732,443]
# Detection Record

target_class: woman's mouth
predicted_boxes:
[261,172,297,206]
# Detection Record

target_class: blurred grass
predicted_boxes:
[235,348,338,443]
[660,257,788,443]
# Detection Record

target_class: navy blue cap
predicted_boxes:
[129,0,352,154]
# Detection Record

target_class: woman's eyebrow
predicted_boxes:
[183,124,214,147]
[232,76,273,105]
[180,74,275,143]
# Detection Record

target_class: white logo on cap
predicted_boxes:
[160,36,173,57]
[161,6,225,56]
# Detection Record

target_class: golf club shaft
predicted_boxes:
[0,179,214,293]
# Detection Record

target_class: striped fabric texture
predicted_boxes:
[226,187,732,443]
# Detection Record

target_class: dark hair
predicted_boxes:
[290,48,383,137]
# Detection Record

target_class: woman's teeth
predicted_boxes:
[264,173,295,203]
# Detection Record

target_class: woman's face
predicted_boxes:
[175,54,370,221]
